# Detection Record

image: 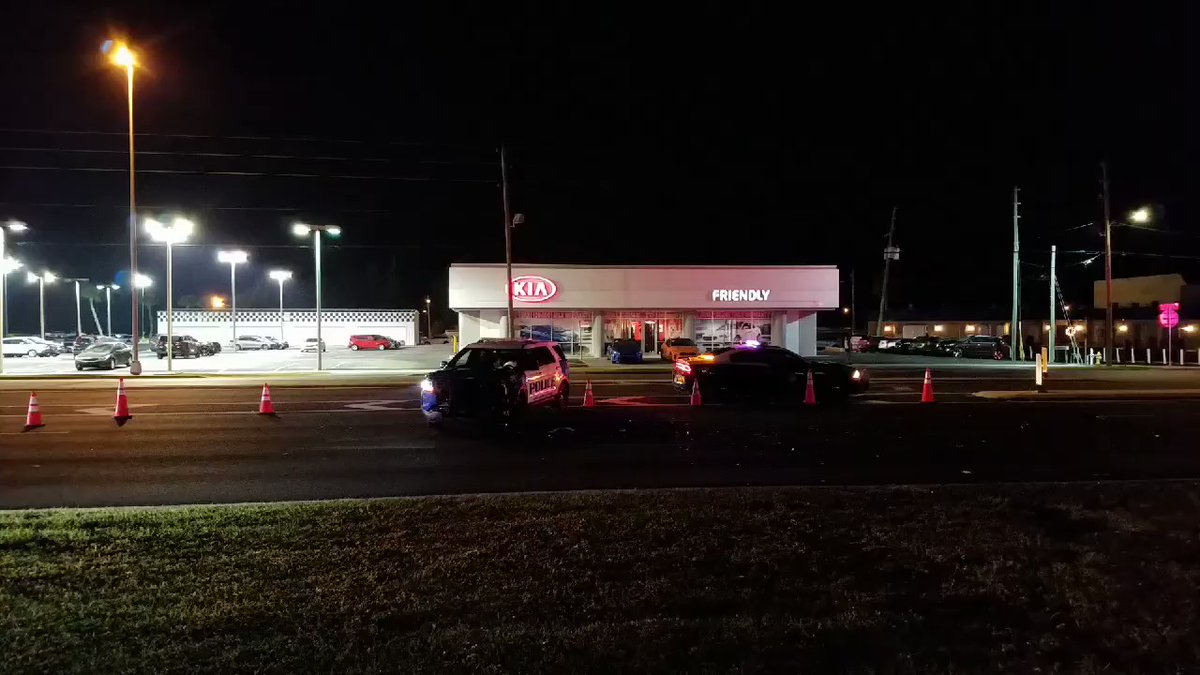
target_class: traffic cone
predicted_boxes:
[921,368,935,403]
[803,370,817,406]
[582,380,596,408]
[23,392,44,431]
[689,379,703,406]
[113,378,132,426]
[259,384,276,415]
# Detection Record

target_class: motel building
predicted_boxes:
[448,264,840,358]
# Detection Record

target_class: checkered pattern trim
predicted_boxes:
[156,309,418,322]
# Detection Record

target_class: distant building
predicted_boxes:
[1093,273,1185,309]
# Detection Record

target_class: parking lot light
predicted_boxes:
[217,250,248,347]
[293,223,340,371]
[96,283,120,335]
[0,221,27,373]
[146,216,194,371]
[269,270,292,341]
[26,271,56,340]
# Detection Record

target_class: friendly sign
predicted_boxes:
[511,275,558,303]
[711,289,772,302]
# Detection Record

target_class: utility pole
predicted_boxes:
[500,145,515,339]
[1049,245,1056,365]
[1101,160,1113,363]
[875,207,898,336]
[1011,186,1021,361]
[850,268,856,334]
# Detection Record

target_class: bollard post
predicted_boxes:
[1116,347,1122,363]
[1163,348,1168,365]
[1041,347,1049,374]
[1146,348,1151,364]
[1180,349,1184,366]
[1034,352,1044,391]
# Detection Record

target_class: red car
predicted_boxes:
[348,334,396,351]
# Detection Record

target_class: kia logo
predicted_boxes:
[511,275,558,302]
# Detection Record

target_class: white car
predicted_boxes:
[301,338,327,352]
[234,335,270,350]
[2,337,54,357]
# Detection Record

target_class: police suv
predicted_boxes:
[420,339,570,426]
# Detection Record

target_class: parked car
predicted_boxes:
[420,339,570,426]
[349,334,394,351]
[301,338,327,352]
[154,334,202,359]
[609,338,644,364]
[27,337,65,356]
[660,337,700,362]
[204,341,222,355]
[673,343,869,404]
[72,334,117,354]
[259,336,288,350]
[910,335,948,354]
[234,335,271,351]
[421,334,451,345]
[948,335,1009,359]
[3,337,57,357]
[74,341,134,370]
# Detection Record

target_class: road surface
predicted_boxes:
[3,369,1200,508]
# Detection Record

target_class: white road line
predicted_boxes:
[0,430,70,435]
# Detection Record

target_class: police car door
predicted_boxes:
[526,346,558,403]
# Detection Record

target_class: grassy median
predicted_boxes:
[2,484,1199,674]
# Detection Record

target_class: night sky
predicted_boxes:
[1,3,1192,335]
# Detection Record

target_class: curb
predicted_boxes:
[973,389,1200,400]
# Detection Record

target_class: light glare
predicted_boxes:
[292,223,312,237]
[269,269,293,282]
[5,220,28,232]
[1129,207,1151,224]
[217,250,249,264]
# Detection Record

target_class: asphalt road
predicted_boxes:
[4,368,1200,508]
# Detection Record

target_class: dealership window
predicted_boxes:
[694,311,772,351]
[602,311,683,354]
[515,311,593,357]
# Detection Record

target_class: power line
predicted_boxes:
[0,201,392,213]
[0,127,492,152]
[0,165,493,182]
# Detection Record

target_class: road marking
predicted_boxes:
[75,403,155,415]
[343,400,412,411]
[0,430,70,435]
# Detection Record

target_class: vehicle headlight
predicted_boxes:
[851,369,862,381]
[419,378,435,393]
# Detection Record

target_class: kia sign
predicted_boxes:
[1159,302,1180,329]
[511,275,558,303]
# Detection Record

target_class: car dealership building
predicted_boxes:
[448,264,840,357]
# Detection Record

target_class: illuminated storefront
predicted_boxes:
[449,264,839,357]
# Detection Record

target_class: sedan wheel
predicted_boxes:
[377,344,386,351]
[993,351,1005,361]
[350,344,359,351]
[27,350,37,358]
[75,363,84,371]
[953,348,964,358]
[106,358,115,370]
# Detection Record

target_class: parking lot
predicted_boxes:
[0,343,457,375]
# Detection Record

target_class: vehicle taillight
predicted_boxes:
[675,360,692,374]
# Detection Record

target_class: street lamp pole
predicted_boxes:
[293,223,340,371]
[106,41,143,374]
[1102,161,1113,363]
[269,270,292,342]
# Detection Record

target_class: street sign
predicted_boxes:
[1159,302,1180,329]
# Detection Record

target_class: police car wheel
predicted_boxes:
[555,383,570,410]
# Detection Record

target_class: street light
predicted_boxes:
[269,270,292,341]
[96,283,120,335]
[26,270,57,340]
[104,39,143,373]
[0,220,27,374]
[217,250,248,346]
[1129,207,1151,224]
[293,223,340,370]
[59,277,90,337]
[146,216,194,371]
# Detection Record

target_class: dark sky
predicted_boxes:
[1,2,1194,334]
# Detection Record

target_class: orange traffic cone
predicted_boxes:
[259,384,276,415]
[113,378,132,426]
[24,392,44,431]
[582,380,596,408]
[689,379,703,406]
[921,368,935,403]
[803,369,817,406]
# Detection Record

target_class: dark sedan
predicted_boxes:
[74,342,133,370]
[672,343,868,403]
[946,335,1009,359]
